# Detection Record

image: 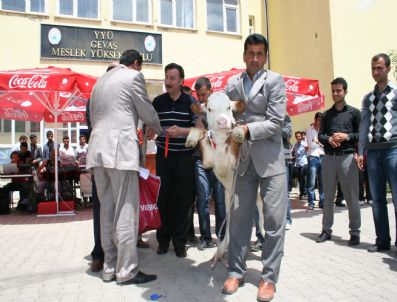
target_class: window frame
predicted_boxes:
[111,0,152,25]
[158,0,196,30]
[0,0,49,14]
[56,0,100,20]
[206,0,240,34]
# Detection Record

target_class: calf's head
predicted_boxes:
[191,91,246,131]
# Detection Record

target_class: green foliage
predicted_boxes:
[387,49,397,81]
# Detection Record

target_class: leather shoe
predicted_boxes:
[157,246,168,255]
[137,239,150,249]
[257,280,275,302]
[348,235,360,246]
[222,277,244,295]
[367,244,390,253]
[175,248,187,258]
[91,259,103,272]
[117,271,157,285]
[316,231,331,243]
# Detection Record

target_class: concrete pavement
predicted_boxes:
[0,190,396,302]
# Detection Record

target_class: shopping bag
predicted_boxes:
[139,172,161,234]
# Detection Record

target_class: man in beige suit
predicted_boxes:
[86,49,161,285]
[222,34,287,302]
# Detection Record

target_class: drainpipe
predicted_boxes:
[264,0,271,69]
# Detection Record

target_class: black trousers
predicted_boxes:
[156,152,194,251]
[90,177,104,261]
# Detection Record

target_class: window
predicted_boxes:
[159,0,194,29]
[1,0,47,13]
[58,0,98,19]
[113,0,150,23]
[207,0,239,33]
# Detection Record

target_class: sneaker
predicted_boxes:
[187,234,199,245]
[359,200,365,206]
[307,204,314,211]
[316,231,331,243]
[367,244,390,253]
[335,199,346,207]
[367,200,373,205]
[285,223,291,230]
[250,240,264,252]
[197,239,213,250]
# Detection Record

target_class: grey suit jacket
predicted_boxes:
[86,65,161,171]
[225,70,286,177]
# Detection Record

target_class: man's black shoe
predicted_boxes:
[117,271,157,285]
[348,235,360,246]
[157,246,168,255]
[175,248,187,258]
[197,239,213,250]
[187,235,199,245]
[250,240,264,252]
[367,244,390,253]
[335,200,346,207]
[316,232,331,243]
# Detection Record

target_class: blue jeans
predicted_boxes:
[367,147,397,247]
[307,156,324,207]
[194,158,226,241]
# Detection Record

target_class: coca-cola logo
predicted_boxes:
[297,101,313,113]
[210,76,226,89]
[285,79,300,93]
[4,108,28,119]
[9,74,49,89]
[61,111,84,121]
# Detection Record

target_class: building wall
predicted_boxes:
[267,0,334,133]
[329,0,397,108]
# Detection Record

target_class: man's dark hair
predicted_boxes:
[181,86,192,94]
[19,135,28,142]
[244,33,269,54]
[331,77,348,91]
[295,131,302,136]
[20,142,28,149]
[63,136,70,141]
[30,134,37,140]
[314,112,323,119]
[194,77,212,91]
[372,53,391,67]
[10,151,20,160]
[120,49,143,66]
[79,134,86,139]
[46,130,53,136]
[165,63,185,80]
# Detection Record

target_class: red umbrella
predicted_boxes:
[0,66,97,122]
[0,66,97,215]
[184,68,324,116]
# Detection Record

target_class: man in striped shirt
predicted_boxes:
[153,63,197,258]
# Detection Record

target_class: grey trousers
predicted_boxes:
[94,167,139,283]
[228,161,287,284]
[321,154,361,236]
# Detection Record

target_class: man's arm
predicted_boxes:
[131,72,162,135]
[358,96,370,170]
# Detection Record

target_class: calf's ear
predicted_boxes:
[191,103,207,116]
[230,100,246,114]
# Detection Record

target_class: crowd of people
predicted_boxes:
[85,35,397,302]
[0,131,89,212]
[1,33,396,302]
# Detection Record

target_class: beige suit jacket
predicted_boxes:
[86,65,161,171]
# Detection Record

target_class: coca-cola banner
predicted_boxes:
[184,69,324,116]
[0,66,97,122]
[41,24,162,64]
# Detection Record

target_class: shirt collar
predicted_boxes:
[243,69,265,83]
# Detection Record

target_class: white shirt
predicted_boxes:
[305,124,324,157]
[76,143,89,166]
[59,145,76,166]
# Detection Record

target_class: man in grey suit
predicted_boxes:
[86,49,162,285]
[222,34,287,302]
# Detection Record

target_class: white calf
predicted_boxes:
[185,91,264,267]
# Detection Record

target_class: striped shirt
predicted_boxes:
[153,92,197,156]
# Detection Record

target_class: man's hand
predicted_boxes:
[328,137,340,148]
[145,128,156,140]
[166,125,181,138]
[331,132,349,144]
[357,155,364,171]
[195,118,205,129]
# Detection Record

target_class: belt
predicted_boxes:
[326,150,355,156]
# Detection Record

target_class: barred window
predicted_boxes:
[207,0,239,33]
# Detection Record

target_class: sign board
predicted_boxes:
[41,24,162,64]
